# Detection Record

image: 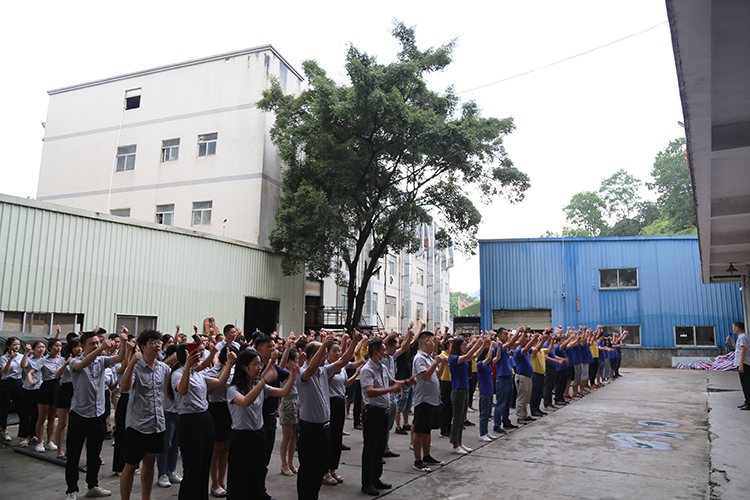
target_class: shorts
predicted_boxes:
[209,401,232,442]
[567,366,575,381]
[278,394,299,426]
[396,385,413,414]
[412,402,439,434]
[56,382,74,409]
[125,427,165,465]
[580,363,589,381]
[573,364,582,386]
[36,379,60,405]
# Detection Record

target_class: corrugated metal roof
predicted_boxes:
[479,238,742,348]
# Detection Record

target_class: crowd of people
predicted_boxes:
[0,318,629,500]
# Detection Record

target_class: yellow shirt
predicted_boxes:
[354,342,367,380]
[439,351,451,381]
[590,342,599,358]
[530,348,546,375]
[471,358,478,373]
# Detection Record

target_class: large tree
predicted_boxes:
[258,23,530,330]
[643,137,696,234]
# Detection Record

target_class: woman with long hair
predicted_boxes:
[54,338,82,459]
[30,338,65,452]
[21,340,45,447]
[206,345,238,496]
[448,335,486,454]
[1,337,29,443]
[226,348,298,500]
[278,345,300,477]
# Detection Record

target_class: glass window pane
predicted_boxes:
[126,155,135,170]
[116,316,137,337]
[193,211,201,226]
[203,210,211,225]
[675,326,695,346]
[600,269,618,288]
[163,139,179,147]
[118,145,136,155]
[164,213,173,226]
[696,326,715,346]
[199,143,207,156]
[619,268,638,287]
[2,312,24,332]
[172,148,178,161]
[623,325,640,345]
[116,156,125,172]
[207,142,216,155]
[603,325,621,337]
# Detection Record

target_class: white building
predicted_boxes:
[34,46,451,334]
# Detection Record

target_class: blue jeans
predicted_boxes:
[479,394,492,436]
[493,376,513,429]
[157,411,180,477]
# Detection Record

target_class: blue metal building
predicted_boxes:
[479,236,743,366]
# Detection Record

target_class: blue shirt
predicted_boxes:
[476,359,494,395]
[513,347,533,377]
[449,355,470,390]
[554,347,568,372]
[493,345,513,377]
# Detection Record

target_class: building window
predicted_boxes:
[602,325,641,346]
[156,204,175,226]
[115,145,136,172]
[675,326,716,347]
[110,208,130,217]
[161,138,180,162]
[125,88,141,110]
[416,267,424,286]
[388,256,397,276]
[385,296,397,317]
[416,302,424,321]
[116,314,156,335]
[0,311,83,334]
[192,201,212,226]
[372,292,379,320]
[198,133,217,157]
[599,268,638,289]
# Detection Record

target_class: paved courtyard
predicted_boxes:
[1,368,747,499]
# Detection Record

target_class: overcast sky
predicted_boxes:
[1,0,683,295]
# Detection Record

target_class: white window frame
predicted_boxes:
[416,267,424,286]
[674,325,716,347]
[192,201,212,226]
[161,138,180,162]
[125,88,141,110]
[385,295,397,317]
[599,268,639,289]
[197,133,217,157]
[115,145,136,172]
[156,204,175,226]
[602,324,641,346]
[416,302,424,321]
[0,311,83,334]
[110,208,130,217]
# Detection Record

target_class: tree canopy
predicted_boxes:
[258,22,530,330]
[549,137,695,238]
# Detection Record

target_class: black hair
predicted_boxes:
[450,337,465,356]
[326,340,340,352]
[367,338,383,358]
[65,332,78,343]
[295,338,308,351]
[47,338,62,351]
[230,349,261,395]
[254,334,273,349]
[239,343,251,353]
[305,342,319,360]
[63,339,81,358]
[161,334,173,345]
[3,336,20,354]
[385,336,398,347]
[223,324,235,335]
[219,345,239,365]
[480,347,489,359]
[137,329,161,348]
[108,333,119,340]
[79,331,97,348]
[237,335,246,343]
[734,321,745,332]
[166,344,190,402]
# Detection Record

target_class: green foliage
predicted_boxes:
[563,191,607,236]
[450,290,478,318]
[458,301,481,316]
[259,22,530,329]
[646,137,696,233]
[599,168,642,220]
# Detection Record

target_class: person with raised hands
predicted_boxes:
[296,329,362,500]
[476,338,497,441]
[513,329,541,425]
[492,328,522,435]
[64,328,127,500]
[1,337,27,444]
[529,330,551,418]
[448,334,487,454]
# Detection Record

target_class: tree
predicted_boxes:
[563,191,608,236]
[599,168,642,220]
[450,291,478,318]
[258,22,530,330]
[644,137,696,233]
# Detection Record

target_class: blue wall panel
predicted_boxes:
[479,236,743,348]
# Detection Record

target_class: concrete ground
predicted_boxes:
[1,368,747,499]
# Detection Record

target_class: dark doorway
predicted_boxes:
[244,297,280,336]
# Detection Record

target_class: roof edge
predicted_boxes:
[48,45,304,95]
[479,235,699,244]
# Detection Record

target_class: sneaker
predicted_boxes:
[467,406,475,412]
[492,427,507,435]
[3,430,10,442]
[503,423,518,429]
[413,461,431,472]
[168,472,183,483]
[403,424,411,431]
[85,486,111,497]
[394,426,408,435]
[20,438,28,448]
[463,420,475,427]
[66,493,77,500]
[422,455,444,466]
[487,433,499,439]
[451,446,467,455]
[46,441,58,451]
[461,445,473,453]
[478,435,492,442]
[158,475,171,488]
[35,442,46,453]
[439,433,450,439]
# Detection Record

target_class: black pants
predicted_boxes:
[178,411,215,500]
[0,378,23,433]
[21,388,38,438]
[589,358,599,382]
[227,429,266,500]
[328,397,345,470]
[530,372,544,414]
[261,412,276,497]
[543,369,556,407]
[66,411,106,494]
[739,367,750,405]
[112,392,129,473]
[297,419,330,500]
[439,380,452,436]
[361,405,388,488]
[352,380,363,426]
[554,370,568,404]
[468,371,478,408]
[613,354,622,377]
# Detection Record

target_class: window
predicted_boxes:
[416,267,424,286]
[161,138,180,162]
[416,302,424,321]
[388,256,397,276]
[372,293,379,318]
[116,315,156,335]
[0,311,83,334]
[115,145,136,172]
[125,88,141,110]
[599,268,638,289]
[197,133,217,157]
[602,325,641,346]
[675,326,716,347]
[110,208,130,217]
[156,204,175,226]
[385,296,397,317]
[192,201,212,226]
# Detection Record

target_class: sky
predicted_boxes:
[0,0,684,296]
